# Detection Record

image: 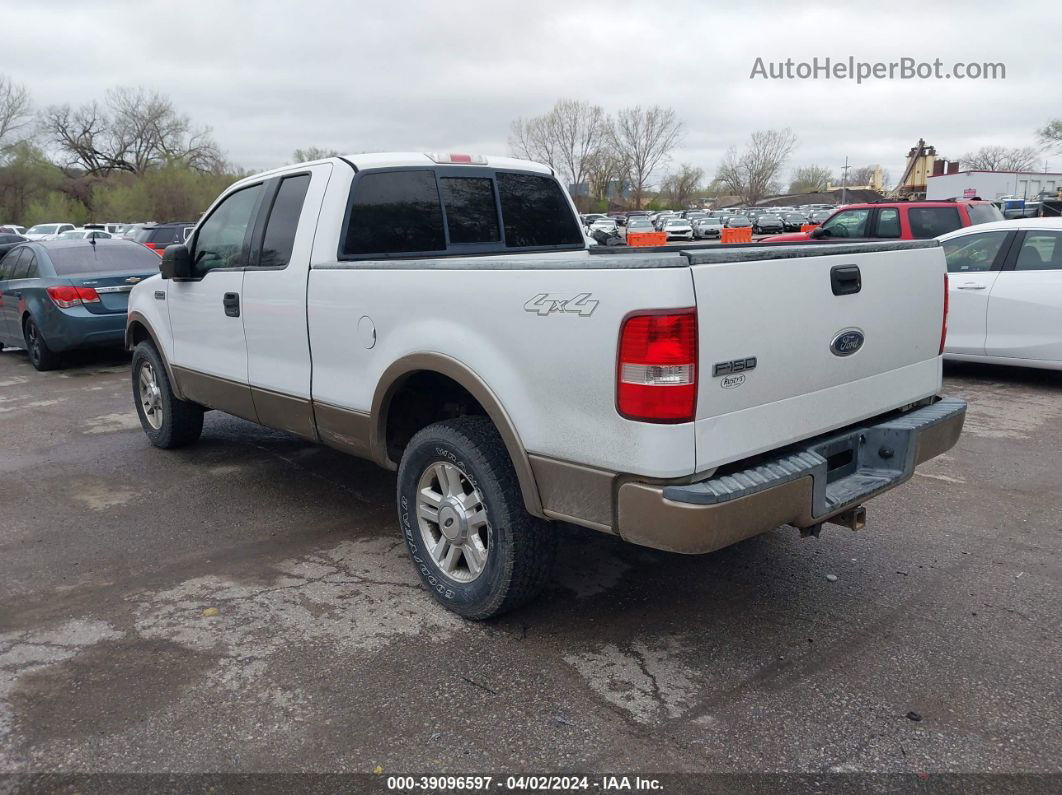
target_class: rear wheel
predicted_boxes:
[131,341,204,448]
[397,416,556,620]
[23,317,61,371]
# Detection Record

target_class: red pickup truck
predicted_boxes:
[761,200,1003,243]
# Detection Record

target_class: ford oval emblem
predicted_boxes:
[830,328,865,357]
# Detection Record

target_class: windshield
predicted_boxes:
[27,225,59,235]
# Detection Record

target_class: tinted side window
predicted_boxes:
[908,207,962,238]
[11,249,32,279]
[875,208,900,238]
[22,252,39,278]
[344,171,445,255]
[148,228,177,245]
[193,184,265,274]
[821,209,870,238]
[259,174,311,268]
[1014,231,1062,271]
[497,172,583,248]
[440,177,499,244]
[967,203,1004,225]
[0,247,24,279]
[943,231,1009,273]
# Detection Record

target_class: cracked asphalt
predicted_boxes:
[0,346,1059,777]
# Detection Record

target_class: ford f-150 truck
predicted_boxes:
[125,152,966,619]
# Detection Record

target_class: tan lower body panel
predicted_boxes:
[251,388,318,441]
[313,401,374,460]
[617,477,813,555]
[173,366,258,423]
[529,454,615,533]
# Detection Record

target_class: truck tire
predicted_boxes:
[131,341,204,449]
[23,317,61,371]
[397,416,556,620]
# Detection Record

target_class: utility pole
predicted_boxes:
[840,157,851,206]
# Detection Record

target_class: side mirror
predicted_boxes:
[810,226,827,239]
[160,244,193,279]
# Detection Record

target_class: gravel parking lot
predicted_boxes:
[0,347,1059,778]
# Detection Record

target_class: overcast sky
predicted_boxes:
[7,0,1059,185]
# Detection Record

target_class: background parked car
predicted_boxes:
[761,200,1003,243]
[0,234,27,259]
[0,240,161,370]
[693,217,723,239]
[783,213,808,231]
[663,218,693,240]
[134,222,196,254]
[725,216,752,228]
[0,225,26,235]
[939,217,1062,371]
[753,213,784,234]
[24,223,76,241]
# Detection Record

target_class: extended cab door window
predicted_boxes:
[191,184,265,275]
[257,174,311,268]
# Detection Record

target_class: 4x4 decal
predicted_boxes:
[523,292,599,317]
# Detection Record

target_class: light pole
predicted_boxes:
[840,157,851,206]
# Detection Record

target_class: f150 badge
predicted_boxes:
[524,292,599,317]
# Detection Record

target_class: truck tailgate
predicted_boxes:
[688,243,945,471]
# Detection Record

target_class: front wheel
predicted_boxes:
[397,416,556,619]
[131,341,204,448]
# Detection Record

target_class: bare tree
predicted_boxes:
[42,87,223,175]
[548,100,605,192]
[960,145,1040,172]
[293,146,341,163]
[508,115,559,172]
[0,75,32,158]
[660,163,704,208]
[788,165,832,194]
[716,128,797,205]
[1039,119,1062,152]
[584,143,624,205]
[609,105,683,209]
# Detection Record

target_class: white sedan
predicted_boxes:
[662,218,694,240]
[940,217,1062,370]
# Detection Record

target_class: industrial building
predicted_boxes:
[926,169,1062,201]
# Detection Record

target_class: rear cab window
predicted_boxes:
[340,167,582,259]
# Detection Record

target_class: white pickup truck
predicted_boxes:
[126,152,966,618]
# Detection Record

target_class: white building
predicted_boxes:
[926,170,1062,201]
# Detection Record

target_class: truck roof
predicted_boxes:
[231,152,554,189]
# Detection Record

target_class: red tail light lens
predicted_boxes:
[46,286,100,308]
[940,273,949,355]
[617,309,698,423]
[46,285,81,308]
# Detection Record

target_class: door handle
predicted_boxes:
[956,283,986,290]
[222,292,240,317]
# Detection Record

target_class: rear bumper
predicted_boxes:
[616,398,966,554]
[39,306,127,352]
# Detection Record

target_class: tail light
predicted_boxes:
[940,273,949,355]
[617,309,698,423]
[47,286,100,308]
